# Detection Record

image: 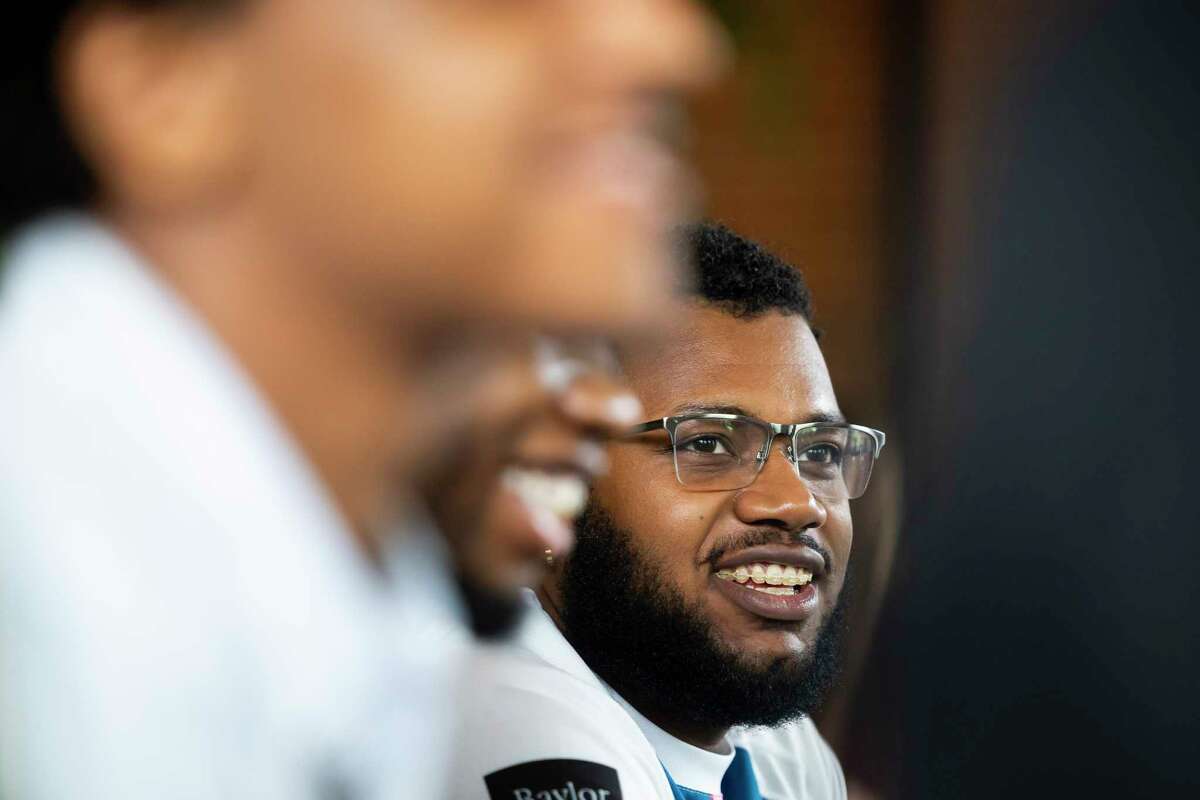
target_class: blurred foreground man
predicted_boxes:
[451,224,886,800]
[0,1,724,798]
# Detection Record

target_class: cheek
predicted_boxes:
[245,3,547,278]
[595,450,723,580]
[823,503,854,577]
[496,184,683,334]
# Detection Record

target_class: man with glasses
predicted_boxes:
[450,223,884,800]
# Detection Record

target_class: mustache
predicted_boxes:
[703,529,833,575]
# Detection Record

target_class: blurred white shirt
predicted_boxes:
[0,214,469,799]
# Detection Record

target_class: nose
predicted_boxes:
[562,0,730,98]
[732,438,828,532]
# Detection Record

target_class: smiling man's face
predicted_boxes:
[606,306,849,657]
[550,302,852,740]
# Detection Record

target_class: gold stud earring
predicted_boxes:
[544,548,555,568]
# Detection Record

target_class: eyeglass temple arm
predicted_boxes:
[626,419,668,435]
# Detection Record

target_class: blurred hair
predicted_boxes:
[684,221,815,321]
[1,1,234,238]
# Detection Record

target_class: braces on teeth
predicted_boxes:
[715,563,813,595]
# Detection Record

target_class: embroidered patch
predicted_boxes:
[484,759,623,800]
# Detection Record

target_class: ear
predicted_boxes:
[58,5,250,215]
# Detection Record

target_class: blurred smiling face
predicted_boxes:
[555,304,853,737]
[235,0,726,332]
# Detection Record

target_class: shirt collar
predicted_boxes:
[1,212,465,616]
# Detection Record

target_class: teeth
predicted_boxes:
[502,468,587,519]
[714,562,815,587]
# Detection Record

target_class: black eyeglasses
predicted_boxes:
[628,413,886,499]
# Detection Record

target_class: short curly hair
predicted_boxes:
[684,221,815,322]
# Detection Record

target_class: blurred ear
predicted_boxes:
[58,4,249,215]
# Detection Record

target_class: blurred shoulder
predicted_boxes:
[729,716,847,800]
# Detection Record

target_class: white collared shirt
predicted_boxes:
[447,590,847,799]
[0,214,469,799]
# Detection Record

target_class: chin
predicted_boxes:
[454,572,526,640]
[731,627,815,665]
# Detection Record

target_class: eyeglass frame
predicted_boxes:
[626,412,886,497]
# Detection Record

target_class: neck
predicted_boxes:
[111,207,417,563]
[536,581,731,752]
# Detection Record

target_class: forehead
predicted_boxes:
[622,305,839,422]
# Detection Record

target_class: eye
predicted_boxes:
[679,435,734,456]
[797,442,841,464]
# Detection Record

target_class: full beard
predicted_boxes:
[559,501,845,733]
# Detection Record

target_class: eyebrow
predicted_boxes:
[669,402,848,426]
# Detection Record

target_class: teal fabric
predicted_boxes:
[662,746,765,800]
[720,747,764,800]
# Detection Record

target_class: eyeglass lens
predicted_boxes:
[670,417,878,498]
